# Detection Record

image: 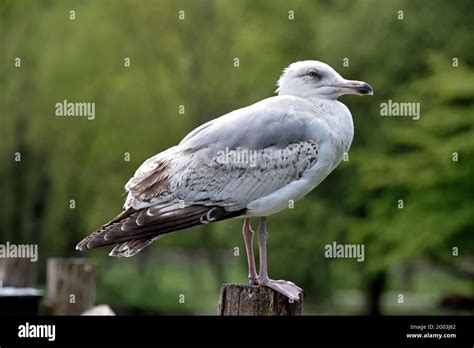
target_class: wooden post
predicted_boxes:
[46,258,95,315]
[0,258,35,287]
[218,284,303,315]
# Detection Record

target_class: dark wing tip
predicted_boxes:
[76,205,247,255]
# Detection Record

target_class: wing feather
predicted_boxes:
[77,95,328,256]
[124,95,326,210]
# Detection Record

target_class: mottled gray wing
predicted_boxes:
[124,95,330,210]
[77,95,330,257]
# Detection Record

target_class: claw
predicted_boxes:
[258,278,303,302]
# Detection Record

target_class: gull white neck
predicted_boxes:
[309,97,355,161]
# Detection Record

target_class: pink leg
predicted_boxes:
[242,218,258,285]
[257,217,303,301]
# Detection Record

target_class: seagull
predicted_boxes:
[76,60,373,301]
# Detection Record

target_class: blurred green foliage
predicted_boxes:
[1,0,473,314]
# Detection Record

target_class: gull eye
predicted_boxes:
[308,70,321,79]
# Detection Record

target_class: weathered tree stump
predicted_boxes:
[218,284,303,315]
[46,258,95,315]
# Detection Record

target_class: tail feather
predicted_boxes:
[76,203,245,255]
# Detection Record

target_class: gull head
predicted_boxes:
[276,60,373,100]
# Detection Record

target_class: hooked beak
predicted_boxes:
[333,80,374,96]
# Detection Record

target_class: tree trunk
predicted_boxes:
[366,271,386,316]
[218,283,303,315]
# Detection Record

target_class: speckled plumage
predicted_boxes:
[77,60,372,258]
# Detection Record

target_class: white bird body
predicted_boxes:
[124,95,354,217]
[77,60,372,285]
[246,97,354,216]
